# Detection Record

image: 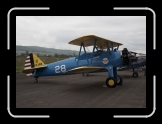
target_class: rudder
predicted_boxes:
[23,53,45,76]
[32,53,45,67]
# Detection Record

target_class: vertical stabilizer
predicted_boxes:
[23,53,45,76]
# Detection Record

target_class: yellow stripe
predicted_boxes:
[68,66,103,73]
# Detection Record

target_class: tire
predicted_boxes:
[132,72,138,77]
[34,79,38,83]
[117,75,123,85]
[86,73,89,77]
[106,77,117,88]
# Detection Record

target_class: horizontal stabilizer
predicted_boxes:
[22,65,47,74]
[68,66,103,73]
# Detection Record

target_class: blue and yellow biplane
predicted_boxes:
[22,35,145,88]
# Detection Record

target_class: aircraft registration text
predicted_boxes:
[55,65,66,73]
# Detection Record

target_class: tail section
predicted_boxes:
[32,53,45,67]
[22,53,47,76]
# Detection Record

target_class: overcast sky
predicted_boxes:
[16,16,146,54]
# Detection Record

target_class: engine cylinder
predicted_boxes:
[121,48,129,65]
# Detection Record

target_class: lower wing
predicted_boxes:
[68,66,103,73]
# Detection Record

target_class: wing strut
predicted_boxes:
[111,43,114,51]
[82,43,89,64]
[117,44,119,50]
[106,42,111,55]
[90,39,97,65]
[77,43,83,66]
[77,43,89,66]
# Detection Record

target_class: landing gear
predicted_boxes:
[132,67,138,77]
[34,78,38,83]
[82,73,89,77]
[132,72,138,77]
[117,75,123,85]
[106,77,117,88]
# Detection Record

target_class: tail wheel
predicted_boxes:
[132,72,138,77]
[106,77,117,88]
[117,75,123,85]
[34,78,38,83]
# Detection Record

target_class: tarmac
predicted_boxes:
[16,69,146,108]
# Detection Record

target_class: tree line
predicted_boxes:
[16,50,76,58]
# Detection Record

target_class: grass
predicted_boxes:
[16,56,68,73]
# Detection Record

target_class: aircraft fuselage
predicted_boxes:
[33,50,122,77]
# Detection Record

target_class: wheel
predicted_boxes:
[117,75,123,85]
[106,77,117,88]
[86,73,89,77]
[34,78,38,83]
[82,73,84,76]
[132,72,138,77]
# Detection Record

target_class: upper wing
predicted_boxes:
[68,35,123,49]
[67,66,104,73]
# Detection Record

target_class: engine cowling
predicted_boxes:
[121,48,130,65]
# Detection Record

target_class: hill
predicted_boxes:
[16,45,81,56]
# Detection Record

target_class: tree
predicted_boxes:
[54,53,58,58]
[73,52,76,57]
[37,53,40,57]
[26,50,29,56]
[21,53,25,56]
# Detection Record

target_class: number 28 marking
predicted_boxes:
[55,65,66,73]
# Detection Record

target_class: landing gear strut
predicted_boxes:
[132,68,138,77]
[34,77,39,83]
[34,78,38,83]
[132,72,138,77]
[117,75,123,85]
[82,73,89,77]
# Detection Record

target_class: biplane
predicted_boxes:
[117,48,146,77]
[22,35,127,88]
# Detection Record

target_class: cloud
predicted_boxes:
[16,16,146,53]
